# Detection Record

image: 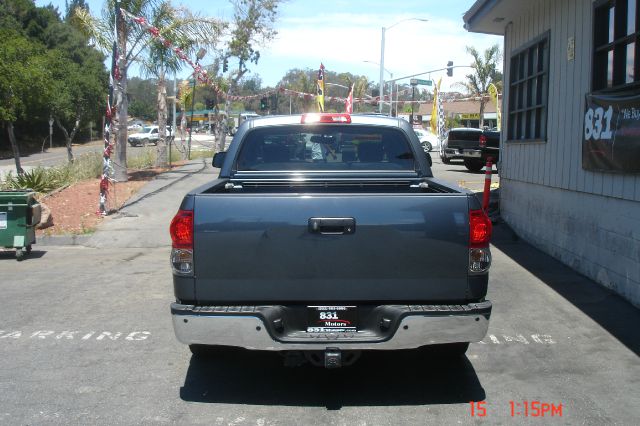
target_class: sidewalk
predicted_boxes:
[37,159,217,248]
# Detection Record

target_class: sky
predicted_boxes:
[35,0,503,93]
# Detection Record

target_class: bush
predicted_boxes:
[1,152,103,194]
[2,168,61,193]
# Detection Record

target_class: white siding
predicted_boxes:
[500,0,640,307]
[501,0,640,202]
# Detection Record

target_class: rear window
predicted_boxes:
[448,130,483,141]
[235,125,416,171]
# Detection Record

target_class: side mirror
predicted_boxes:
[425,152,432,167]
[212,151,226,168]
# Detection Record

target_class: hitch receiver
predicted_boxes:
[324,348,342,369]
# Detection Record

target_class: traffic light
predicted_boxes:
[447,61,454,77]
[223,58,228,73]
[260,97,268,111]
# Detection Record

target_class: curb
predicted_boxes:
[36,234,92,247]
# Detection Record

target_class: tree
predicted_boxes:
[456,44,502,128]
[48,48,107,162]
[0,30,52,174]
[73,0,225,174]
[43,17,108,162]
[216,0,283,151]
[138,1,224,167]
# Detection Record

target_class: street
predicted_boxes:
[0,157,638,425]
[0,133,223,178]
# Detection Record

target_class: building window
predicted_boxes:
[508,34,550,141]
[593,0,639,91]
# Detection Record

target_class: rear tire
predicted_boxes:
[423,142,432,152]
[441,155,451,164]
[464,159,484,172]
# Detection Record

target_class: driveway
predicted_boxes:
[0,159,637,424]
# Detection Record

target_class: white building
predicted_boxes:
[464,0,640,307]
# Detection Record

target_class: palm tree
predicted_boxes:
[138,1,223,166]
[456,44,502,128]
[72,0,223,178]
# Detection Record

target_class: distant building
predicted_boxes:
[464,0,640,307]
[416,99,501,129]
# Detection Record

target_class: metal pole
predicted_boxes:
[379,27,385,114]
[172,75,177,134]
[388,73,393,116]
[187,75,196,160]
[411,86,415,122]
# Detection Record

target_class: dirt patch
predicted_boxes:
[37,164,185,236]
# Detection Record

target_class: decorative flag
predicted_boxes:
[430,84,439,134]
[488,83,501,130]
[316,63,325,112]
[345,83,354,113]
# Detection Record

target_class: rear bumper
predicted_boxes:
[171,301,491,351]
[463,148,499,162]
[443,147,465,159]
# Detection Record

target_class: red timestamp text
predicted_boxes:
[469,401,563,417]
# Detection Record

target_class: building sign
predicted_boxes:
[459,113,480,120]
[583,92,640,173]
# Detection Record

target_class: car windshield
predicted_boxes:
[142,126,153,133]
[235,125,416,171]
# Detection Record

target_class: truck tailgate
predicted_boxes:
[193,194,470,303]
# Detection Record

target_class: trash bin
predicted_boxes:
[0,190,41,261]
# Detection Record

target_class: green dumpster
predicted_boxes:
[0,190,41,260]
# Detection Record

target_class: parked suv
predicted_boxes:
[128,126,174,147]
[440,127,500,171]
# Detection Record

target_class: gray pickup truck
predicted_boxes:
[440,127,500,172]
[169,113,493,368]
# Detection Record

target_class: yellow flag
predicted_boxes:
[316,63,325,112]
[488,83,501,130]
[430,78,442,133]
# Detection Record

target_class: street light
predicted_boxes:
[379,18,428,113]
[187,47,206,160]
[365,60,394,116]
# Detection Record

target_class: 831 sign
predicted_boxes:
[584,105,613,140]
[582,92,640,173]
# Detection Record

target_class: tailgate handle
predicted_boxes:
[308,218,355,235]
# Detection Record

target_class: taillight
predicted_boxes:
[170,210,194,275]
[479,134,487,148]
[469,209,491,247]
[469,209,492,273]
[301,113,351,124]
[170,210,193,248]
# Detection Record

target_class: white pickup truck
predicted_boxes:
[128,125,174,147]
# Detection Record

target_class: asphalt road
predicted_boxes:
[0,159,638,425]
[0,134,222,177]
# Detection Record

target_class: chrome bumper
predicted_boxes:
[171,302,491,351]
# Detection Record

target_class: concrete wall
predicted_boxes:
[500,0,640,307]
[501,179,640,307]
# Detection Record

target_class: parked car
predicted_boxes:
[169,113,493,368]
[128,126,174,147]
[413,128,440,152]
[440,127,500,171]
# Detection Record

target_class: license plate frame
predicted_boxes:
[306,305,357,333]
